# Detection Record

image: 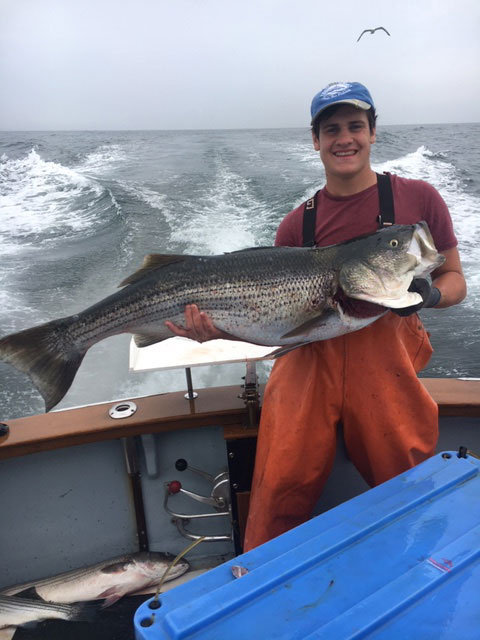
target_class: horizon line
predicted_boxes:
[1,121,479,134]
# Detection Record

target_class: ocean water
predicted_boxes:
[0,124,479,419]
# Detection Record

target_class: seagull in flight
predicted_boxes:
[357,27,391,42]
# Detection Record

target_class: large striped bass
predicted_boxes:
[0,222,443,412]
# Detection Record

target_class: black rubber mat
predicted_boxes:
[14,595,147,640]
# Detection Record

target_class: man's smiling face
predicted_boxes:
[312,104,376,181]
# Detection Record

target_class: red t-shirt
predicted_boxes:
[275,175,458,252]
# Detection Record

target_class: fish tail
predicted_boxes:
[0,318,86,412]
[68,601,100,622]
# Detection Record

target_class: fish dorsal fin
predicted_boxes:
[226,246,274,254]
[226,246,301,255]
[119,254,190,287]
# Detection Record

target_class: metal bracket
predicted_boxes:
[184,367,198,400]
[164,464,232,542]
[109,401,137,419]
[239,361,260,426]
[140,434,159,478]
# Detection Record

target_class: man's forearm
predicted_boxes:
[432,271,467,308]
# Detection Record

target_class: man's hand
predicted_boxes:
[392,278,441,317]
[165,304,231,342]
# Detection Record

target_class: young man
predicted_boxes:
[166,82,466,551]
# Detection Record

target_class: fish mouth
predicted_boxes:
[409,221,445,277]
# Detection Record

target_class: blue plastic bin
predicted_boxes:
[134,452,480,639]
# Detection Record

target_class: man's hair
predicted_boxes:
[311,104,377,137]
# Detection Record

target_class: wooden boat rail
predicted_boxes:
[0,378,479,460]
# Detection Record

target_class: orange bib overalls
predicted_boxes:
[243,312,437,551]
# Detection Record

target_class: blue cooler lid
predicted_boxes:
[134,452,480,639]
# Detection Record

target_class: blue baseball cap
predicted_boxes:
[310,82,375,125]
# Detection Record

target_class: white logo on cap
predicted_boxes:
[320,82,352,99]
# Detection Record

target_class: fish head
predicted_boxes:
[338,222,445,308]
[134,552,190,581]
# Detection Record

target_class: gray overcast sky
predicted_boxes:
[1,0,479,130]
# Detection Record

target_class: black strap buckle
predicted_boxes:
[377,214,393,227]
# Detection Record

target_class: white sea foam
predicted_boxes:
[374,146,454,193]
[78,144,129,174]
[166,161,273,254]
[0,149,116,254]
[122,182,168,210]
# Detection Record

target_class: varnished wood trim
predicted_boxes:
[421,378,480,417]
[0,386,250,460]
[223,425,259,439]
[0,379,478,459]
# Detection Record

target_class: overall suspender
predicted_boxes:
[375,172,395,229]
[302,172,395,247]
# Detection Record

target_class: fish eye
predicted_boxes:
[389,239,399,248]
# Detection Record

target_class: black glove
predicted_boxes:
[392,278,441,317]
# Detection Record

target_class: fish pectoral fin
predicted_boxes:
[119,253,191,287]
[97,587,123,608]
[280,314,329,339]
[270,342,312,358]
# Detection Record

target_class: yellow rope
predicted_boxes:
[154,536,207,599]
